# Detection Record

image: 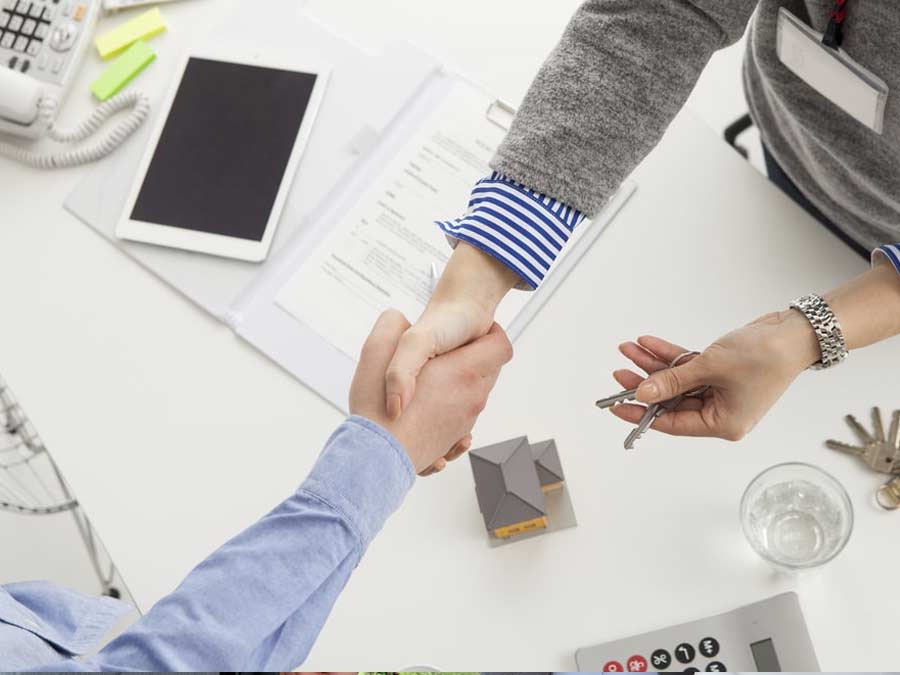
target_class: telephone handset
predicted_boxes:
[0,0,148,167]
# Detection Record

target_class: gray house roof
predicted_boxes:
[531,439,565,487]
[469,437,546,531]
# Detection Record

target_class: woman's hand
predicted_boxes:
[384,242,520,419]
[609,310,821,441]
[351,309,513,475]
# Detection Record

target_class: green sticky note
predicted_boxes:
[90,40,156,101]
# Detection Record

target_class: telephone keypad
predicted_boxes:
[0,0,87,84]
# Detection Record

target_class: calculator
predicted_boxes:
[0,0,100,136]
[575,593,820,672]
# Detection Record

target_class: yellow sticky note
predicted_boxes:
[95,8,167,60]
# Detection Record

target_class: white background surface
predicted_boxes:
[2,0,898,671]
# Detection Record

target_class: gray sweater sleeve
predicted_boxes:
[492,0,757,216]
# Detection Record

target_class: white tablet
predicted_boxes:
[117,49,329,262]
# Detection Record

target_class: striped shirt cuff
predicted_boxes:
[873,243,900,277]
[436,171,586,290]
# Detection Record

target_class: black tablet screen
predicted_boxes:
[131,57,318,241]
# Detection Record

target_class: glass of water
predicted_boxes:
[740,462,853,571]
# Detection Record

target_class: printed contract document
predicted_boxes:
[276,82,591,360]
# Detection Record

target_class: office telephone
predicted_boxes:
[0,0,148,167]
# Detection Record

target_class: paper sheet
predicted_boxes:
[275,81,586,360]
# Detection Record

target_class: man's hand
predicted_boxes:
[383,243,520,420]
[351,309,513,474]
[608,311,820,441]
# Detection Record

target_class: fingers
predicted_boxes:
[613,368,645,391]
[618,342,670,375]
[636,336,693,364]
[419,434,473,477]
[611,402,714,437]
[445,323,513,377]
[352,310,411,398]
[384,325,438,420]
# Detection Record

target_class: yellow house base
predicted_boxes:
[493,516,548,539]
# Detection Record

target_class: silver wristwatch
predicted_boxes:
[789,293,849,370]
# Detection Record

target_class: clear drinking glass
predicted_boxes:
[740,462,853,571]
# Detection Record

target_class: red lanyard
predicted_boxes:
[823,0,850,48]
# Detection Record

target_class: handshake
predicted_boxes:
[350,309,513,476]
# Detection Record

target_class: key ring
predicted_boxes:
[876,477,900,510]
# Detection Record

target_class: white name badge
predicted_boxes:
[776,7,888,134]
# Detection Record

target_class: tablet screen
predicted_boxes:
[130,57,318,241]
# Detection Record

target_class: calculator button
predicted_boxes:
[674,642,696,664]
[21,17,34,34]
[1,31,14,48]
[8,13,21,29]
[25,37,38,54]
[706,661,726,672]
[683,668,700,674]
[651,648,672,670]
[0,11,9,28]
[602,661,625,672]
[19,56,28,71]
[698,636,720,658]
[27,1,40,17]
[626,655,648,672]
[33,20,46,38]
[15,0,28,13]
[7,54,15,67]
[13,34,27,50]
[40,5,52,20]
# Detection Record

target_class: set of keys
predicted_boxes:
[825,407,900,510]
[596,351,709,450]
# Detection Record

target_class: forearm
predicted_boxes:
[434,242,520,315]
[493,0,754,214]
[74,418,414,672]
[776,251,900,372]
[824,259,900,349]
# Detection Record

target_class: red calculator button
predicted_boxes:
[602,660,624,672]
[627,655,648,672]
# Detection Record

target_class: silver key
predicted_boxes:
[624,401,664,449]
[845,414,875,446]
[827,408,900,475]
[596,388,637,409]
[872,407,886,443]
[888,410,900,450]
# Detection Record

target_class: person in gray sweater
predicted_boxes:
[383,1,900,466]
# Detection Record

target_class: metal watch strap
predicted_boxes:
[790,293,849,370]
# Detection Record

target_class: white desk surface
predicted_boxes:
[1,0,898,671]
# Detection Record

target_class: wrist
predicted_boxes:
[773,308,822,373]
[435,242,519,316]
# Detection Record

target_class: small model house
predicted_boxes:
[469,436,566,540]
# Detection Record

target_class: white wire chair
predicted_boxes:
[0,375,120,597]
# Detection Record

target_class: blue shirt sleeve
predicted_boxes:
[436,171,586,290]
[873,243,900,276]
[37,416,414,672]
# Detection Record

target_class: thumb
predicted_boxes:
[637,356,707,403]
[384,326,437,420]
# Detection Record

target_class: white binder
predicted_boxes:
[65,6,636,413]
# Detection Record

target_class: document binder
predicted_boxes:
[65,3,636,413]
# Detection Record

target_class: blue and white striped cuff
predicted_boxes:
[873,244,900,277]
[436,171,586,290]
